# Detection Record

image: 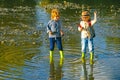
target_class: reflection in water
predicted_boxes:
[49,58,64,80]
[0,0,36,8]
[80,59,94,80]
[89,64,94,80]
[0,0,120,79]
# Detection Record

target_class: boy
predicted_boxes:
[78,10,97,64]
[47,9,64,63]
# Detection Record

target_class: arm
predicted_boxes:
[59,20,64,36]
[60,30,64,36]
[91,11,97,25]
[78,25,83,31]
[47,28,53,35]
[78,22,83,31]
[47,21,53,35]
[60,23,64,36]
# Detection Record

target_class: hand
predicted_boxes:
[94,11,97,15]
[78,25,83,31]
[60,31,64,36]
[49,31,53,35]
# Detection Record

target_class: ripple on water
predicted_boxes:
[94,57,120,80]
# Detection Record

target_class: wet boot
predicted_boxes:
[50,51,54,64]
[59,57,64,66]
[81,52,85,63]
[90,52,94,64]
[59,50,64,59]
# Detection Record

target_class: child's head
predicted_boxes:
[81,10,90,21]
[51,9,60,21]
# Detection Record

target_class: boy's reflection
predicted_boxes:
[49,58,64,80]
[89,64,94,80]
[80,59,94,80]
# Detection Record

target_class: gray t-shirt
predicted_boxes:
[47,20,62,38]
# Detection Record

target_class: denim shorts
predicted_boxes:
[81,38,94,53]
[49,37,63,51]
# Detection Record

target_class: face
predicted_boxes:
[81,15,90,21]
[53,16,59,21]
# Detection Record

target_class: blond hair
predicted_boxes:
[51,9,60,19]
[81,10,90,16]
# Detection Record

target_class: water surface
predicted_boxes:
[0,0,120,80]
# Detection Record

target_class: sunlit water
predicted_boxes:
[0,0,120,80]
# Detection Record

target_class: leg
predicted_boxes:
[81,38,88,63]
[88,38,94,64]
[56,37,63,51]
[56,37,64,59]
[49,38,55,63]
[49,38,55,51]
[88,38,94,53]
[81,38,87,58]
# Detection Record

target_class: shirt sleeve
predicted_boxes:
[59,20,62,30]
[78,21,83,31]
[47,20,51,33]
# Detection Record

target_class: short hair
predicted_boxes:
[51,9,60,19]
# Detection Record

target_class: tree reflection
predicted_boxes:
[0,0,36,7]
[0,45,37,70]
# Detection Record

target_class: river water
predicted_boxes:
[0,0,120,80]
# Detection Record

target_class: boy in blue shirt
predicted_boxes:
[47,9,64,63]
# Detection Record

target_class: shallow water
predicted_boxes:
[0,0,120,80]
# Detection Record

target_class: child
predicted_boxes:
[47,9,64,63]
[78,10,97,64]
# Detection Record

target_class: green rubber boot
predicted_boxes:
[81,52,85,59]
[59,57,64,66]
[50,51,54,64]
[59,50,64,59]
[90,52,94,64]
[81,52,85,63]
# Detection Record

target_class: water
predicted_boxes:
[0,0,120,80]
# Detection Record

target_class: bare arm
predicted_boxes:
[91,11,97,25]
[78,22,83,31]
[94,11,97,22]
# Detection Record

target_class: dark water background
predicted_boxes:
[0,0,120,80]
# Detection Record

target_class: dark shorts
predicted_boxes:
[49,37,63,51]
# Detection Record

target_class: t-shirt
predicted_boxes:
[47,20,62,38]
[78,20,96,38]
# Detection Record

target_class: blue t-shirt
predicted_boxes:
[47,20,62,38]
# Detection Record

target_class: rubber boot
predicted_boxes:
[90,52,94,64]
[59,57,64,66]
[59,50,64,59]
[81,52,85,63]
[50,51,54,64]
